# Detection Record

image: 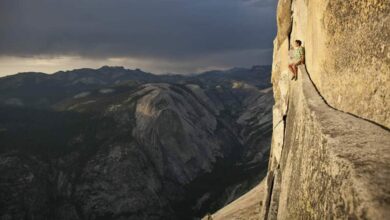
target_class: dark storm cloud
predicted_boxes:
[0,0,276,66]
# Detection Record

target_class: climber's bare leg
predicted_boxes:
[288,64,296,79]
[293,65,298,79]
[293,61,303,80]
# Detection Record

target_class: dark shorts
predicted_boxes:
[289,60,304,66]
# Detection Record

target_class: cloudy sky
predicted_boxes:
[0,0,277,76]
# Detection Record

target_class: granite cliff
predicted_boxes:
[207,0,390,219]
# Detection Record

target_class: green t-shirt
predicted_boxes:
[294,46,305,60]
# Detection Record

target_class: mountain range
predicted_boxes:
[0,65,273,220]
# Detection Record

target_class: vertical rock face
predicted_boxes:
[261,0,390,219]
[291,0,390,128]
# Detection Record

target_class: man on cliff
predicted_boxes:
[288,40,305,80]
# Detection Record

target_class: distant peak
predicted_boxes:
[99,65,125,70]
[98,66,146,73]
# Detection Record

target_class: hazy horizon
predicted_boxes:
[0,63,272,78]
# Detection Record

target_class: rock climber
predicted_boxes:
[288,40,305,80]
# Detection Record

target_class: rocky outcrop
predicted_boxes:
[262,66,390,219]
[260,0,390,219]
[202,180,266,220]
